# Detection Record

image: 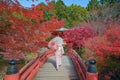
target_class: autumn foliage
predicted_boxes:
[0,1,64,60]
[80,22,120,79]
[61,27,97,49]
[83,24,120,60]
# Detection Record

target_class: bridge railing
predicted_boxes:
[19,57,40,80]
[4,49,54,80]
[67,49,98,80]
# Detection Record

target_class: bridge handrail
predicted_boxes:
[4,49,54,80]
[19,57,38,75]
[19,57,40,80]
[67,49,98,80]
[67,49,87,80]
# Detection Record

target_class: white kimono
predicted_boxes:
[48,36,65,70]
[55,44,64,70]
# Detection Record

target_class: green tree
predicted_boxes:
[68,4,88,22]
[55,0,67,20]
[51,0,55,4]
[52,0,88,28]
[86,0,100,11]
[66,4,88,27]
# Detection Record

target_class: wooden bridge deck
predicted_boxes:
[34,55,79,80]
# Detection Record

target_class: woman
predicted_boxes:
[54,43,64,70]
[48,36,66,70]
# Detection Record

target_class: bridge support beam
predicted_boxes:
[4,60,19,80]
[86,59,98,80]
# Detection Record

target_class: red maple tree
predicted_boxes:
[0,1,64,60]
[83,25,120,60]
[61,27,97,49]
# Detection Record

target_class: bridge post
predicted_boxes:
[4,60,19,80]
[86,59,98,80]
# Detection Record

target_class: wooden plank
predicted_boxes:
[34,55,79,80]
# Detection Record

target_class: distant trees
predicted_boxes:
[100,0,120,7]
[53,0,88,28]
[52,0,120,27]
[87,0,120,11]
[86,0,100,11]
[86,0,120,22]
[67,4,88,25]
[55,0,67,20]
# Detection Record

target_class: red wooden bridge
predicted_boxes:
[4,49,98,80]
